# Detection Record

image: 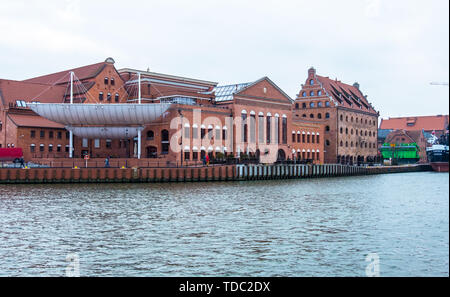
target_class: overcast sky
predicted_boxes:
[0,0,448,119]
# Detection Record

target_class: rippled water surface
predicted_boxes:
[0,172,448,276]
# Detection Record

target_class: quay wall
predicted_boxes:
[0,164,432,184]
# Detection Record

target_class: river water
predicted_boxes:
[0,171,448,277]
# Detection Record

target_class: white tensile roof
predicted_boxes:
[28,103,171,125]
[65,126,144,139]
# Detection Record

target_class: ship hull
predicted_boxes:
[430,162,449,172]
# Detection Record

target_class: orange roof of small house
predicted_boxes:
[380,115,449,131]
[8,113,64,128]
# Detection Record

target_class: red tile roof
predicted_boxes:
[8,113,64,128]
[380,115,449,132]
[315,75,377,114]
[23,62,106,85]
[0,79,66,106]
[385,129,423,144]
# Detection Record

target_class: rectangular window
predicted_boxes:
[104,77,109,85]
[39,144,44,152]
[57,131,62,139]
[184,151,190,160]
[266,116,271,144]
[250,115,256,143]
[49,131,54,139]
[201,128,206,139]
[111,78,115,86]
[222,129,227,141]
[48,145,53,152]
[31,130,36,138]
[307,135,310,143]
[106,139,112,148]
[65,145,69,152]
[94,139,100,148]
[107,93,111,101]
[184,127,190,139]
[40,131,45,138]
[215,128,221,140]
[57,145,61,152]
[192,127,198,139]
[282,118,287,144]
[99,92,103,101]
[115,94,119,102]
[316,152,320,160]
[302,134,305,143]
[316,135,320,144]
[292,133,296,143]
[30,145,35,153]
[82,138,88,148]
[258,116,264,143]
[312,135,315,144]
[66,131,70,139]
[193,151,198,160]
[297,134,300,143]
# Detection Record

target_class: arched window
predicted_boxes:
[345,141,348,147]
[325,113,330,118]
[310,79,314,85]
[365,131,368,136]
[310,114,314,119]
[310,91,314,96]
[351,141,353,147]
[310,102,315,108]
[326,140,330,146]
[318,102,323,107]
[325,126,330,132]
[146,130,154,140]
[295,103,299,109]
[345,128,348,134]
[302,114,307,118]
[302,103,306,108]
[340,127,343,134]
[317,113,322,119]
[351,129,354,135]
[340,115,343,121]
[340,141,343,147]
[351,117,354,122]
[325,101,330,107]
[302,91,307,97]
[345,116,348,122]
[318,90,322,96]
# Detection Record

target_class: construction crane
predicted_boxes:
[430,82,449,86]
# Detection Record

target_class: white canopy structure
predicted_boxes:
[27,103,171,125]
[65,126,144,139]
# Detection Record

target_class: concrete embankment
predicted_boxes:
[0,164,432,184]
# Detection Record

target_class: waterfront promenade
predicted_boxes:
[0,163,432,184]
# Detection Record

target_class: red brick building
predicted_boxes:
[293,67,379,164]
[384,129,428,163]
[2,59,329,165]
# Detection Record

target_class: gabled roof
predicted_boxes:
[385,129,423,144]
[315,75,377,114]
[214,77,293,103]
[0,79,66,106]
[380,115,449,131]
[23,62,107,85]
[8,113,64,128]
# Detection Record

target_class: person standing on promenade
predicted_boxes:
[105,157,110,168]
[206,154,210,166]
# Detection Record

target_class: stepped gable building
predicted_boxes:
[293,67,379,164]
[380,115,449,138]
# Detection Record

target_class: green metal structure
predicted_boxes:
[380,142,420,163]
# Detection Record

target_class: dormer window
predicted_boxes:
[104,77,109,85]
